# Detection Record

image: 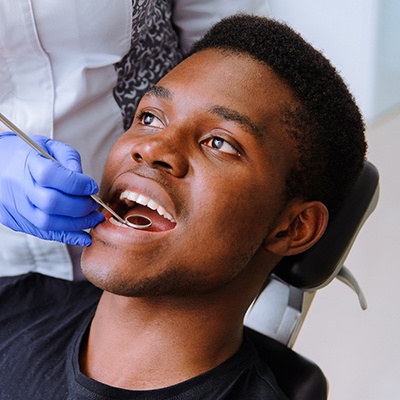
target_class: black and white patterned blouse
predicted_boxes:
[114,0,184,130]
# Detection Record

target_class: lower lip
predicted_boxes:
[109,216,151,230]
[91,217,170,246]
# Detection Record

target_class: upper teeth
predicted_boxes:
[120,190,175,223]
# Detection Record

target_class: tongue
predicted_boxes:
[124,204,175,232]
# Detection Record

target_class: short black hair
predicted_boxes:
[189,14,367,215]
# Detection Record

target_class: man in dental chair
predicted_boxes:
[0,14,366,399]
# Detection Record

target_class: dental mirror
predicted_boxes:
[0,113,153,230]
[125,214,153,229]
[92,196,152,229]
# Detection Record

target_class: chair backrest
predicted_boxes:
[245,161,380,400]
[274,161,380,291]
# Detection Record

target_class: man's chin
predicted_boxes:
[80,245,116,292]
[81,252,209,300]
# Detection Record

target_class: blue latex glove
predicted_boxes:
[0,132,105,246]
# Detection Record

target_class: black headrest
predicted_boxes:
[273,161,379,290]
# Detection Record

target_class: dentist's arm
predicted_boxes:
[0,133,104,246]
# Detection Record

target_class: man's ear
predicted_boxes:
[263,200,328,256]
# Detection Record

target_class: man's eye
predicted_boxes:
[204,137,239,156]
[137,112,164,128]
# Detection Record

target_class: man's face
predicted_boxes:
[82,49,298,297]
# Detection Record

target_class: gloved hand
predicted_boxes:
[0,133,105,246]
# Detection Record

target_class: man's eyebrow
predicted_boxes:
[144,87,264,139]
[209,106,264,139]
[145,85,172,100]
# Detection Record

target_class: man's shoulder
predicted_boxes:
[180,333,288,400]
[231,335,289,400]
[0,273,98,399]
[0,272,101,318]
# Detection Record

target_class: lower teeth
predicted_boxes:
[109,217,129,228]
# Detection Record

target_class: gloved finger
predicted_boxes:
[27,152,99,196]
[45,230,94,247]
[27,181,99,217]
[0,203,101,247]
[36,135,84,173]
[24,223,93,247]
[13,218,94,246]
[24,208,105,232]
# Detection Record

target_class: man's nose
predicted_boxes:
[130,134,189,178]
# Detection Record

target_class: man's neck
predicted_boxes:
[79,291,246,390]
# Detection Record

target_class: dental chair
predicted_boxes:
[244,161,380,399]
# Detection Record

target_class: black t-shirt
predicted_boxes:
[0,273,288,399]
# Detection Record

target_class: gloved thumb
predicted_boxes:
[27,136,99,196]
[38,136,83,173]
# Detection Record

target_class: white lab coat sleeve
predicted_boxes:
[172,0,270,52]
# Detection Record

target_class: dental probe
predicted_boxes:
[0,113,152,230]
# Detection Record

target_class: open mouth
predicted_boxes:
[107,190,176,232]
